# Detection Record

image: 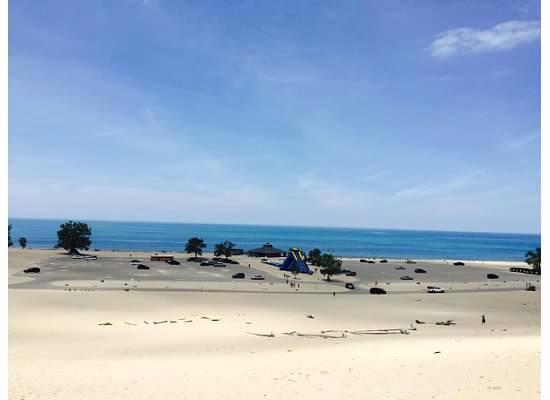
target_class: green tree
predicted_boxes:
[319,253,342,281]
[308,248,322,265]
[214,240,235,258]
[54,221,92,254]
[8,224,13,247]
[525,247,541,274]
[19,237,28,249]
[185,237,206,258]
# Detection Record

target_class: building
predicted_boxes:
[150,254,174,262]
[247,243,286,258]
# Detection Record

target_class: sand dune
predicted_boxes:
[8,249,540,399]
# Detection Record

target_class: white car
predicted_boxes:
[71,255,84,259]
[426,286,445,293]
[85,256,97,260]
[251,275,265,280]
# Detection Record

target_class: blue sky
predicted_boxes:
[9,0,541,233]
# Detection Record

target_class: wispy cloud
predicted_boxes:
[498,131,540,152]
[394,170,486,200]
[429,20,540,58]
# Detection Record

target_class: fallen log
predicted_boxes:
[247,332,275,338]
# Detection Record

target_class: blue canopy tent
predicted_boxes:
[277,248,311,274]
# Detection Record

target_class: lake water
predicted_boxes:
[8,218,540,261]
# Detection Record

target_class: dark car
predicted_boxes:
[232,273,245,279]
[487,273,499,279]
[227,259,240,265]
[137,264,150,270]
[130,259,141,263]
[526,285,536,292]
[359,259,367,263]
[367,260,376,264]
[23,267,40,273]
[200,261,213,266]
[379,259,388,263]
[453,261,465,266]
[414,268,427,273]
[370,287,387,295]
[166,260,180,265]
[400,275,414,280]
[345,271,357,277]
[345,282,355,290]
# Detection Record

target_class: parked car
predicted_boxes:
[137,264,150,270]
[251,275,265,280]
[487,273,499,279]
[130,259,141,263]
[359,259,367,263]
[370,287,387,295]
[200,261,213,266]
[414,268,427,273]
[71,255,84,259]
[166,260,180,265]
[23,267,40,273]
[261,257,269,262]
[453,261,465,266]
[379,259,388,263]
[367,260,376,264]
[345,282,355,289]
[400,275,414,280]
[345,271,357,277]
[213,262,226,267]
[406,260,417,264]
[526,285,536,292]
[426,286,445,293]
[232,273,245,279]
[85,256,97,260]
[395,266,406,270]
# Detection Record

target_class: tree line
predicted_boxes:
[7,221,542,276]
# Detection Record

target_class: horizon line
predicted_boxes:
[8,216,541,237]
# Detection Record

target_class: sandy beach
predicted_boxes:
[8,248,540,399]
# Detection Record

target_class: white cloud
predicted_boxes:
[429,20,540,58]
[498,131,540,152]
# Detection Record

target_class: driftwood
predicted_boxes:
[98,322,112,326]
[321,327,415,335]
[247,332,275,338]
[435,320,456,326]
[124,321,137,326]
[415,319,456,326]
[153,320,168,324]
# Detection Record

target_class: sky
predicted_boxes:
[8,0,541,233]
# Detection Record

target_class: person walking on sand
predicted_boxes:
[333,291,336,297]
[481,315,486,325]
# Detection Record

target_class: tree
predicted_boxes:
[185,237,206,258]
[525,247,541,274]
[54,221,92,254]
[8,224,13,247]
[19,237,28,249]
[319,253,342,281]
[214,240,235,258]
[308,248,322,266]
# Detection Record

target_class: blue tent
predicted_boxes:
[278,248,311,274]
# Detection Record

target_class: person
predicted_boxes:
[333,291,336,297]
[248,264,251,269]
[481,315,486,324]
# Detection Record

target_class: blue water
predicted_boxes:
[8,218,540,261]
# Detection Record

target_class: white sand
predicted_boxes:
[8,249,540,399]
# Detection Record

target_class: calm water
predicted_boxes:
[8,218,540,261]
